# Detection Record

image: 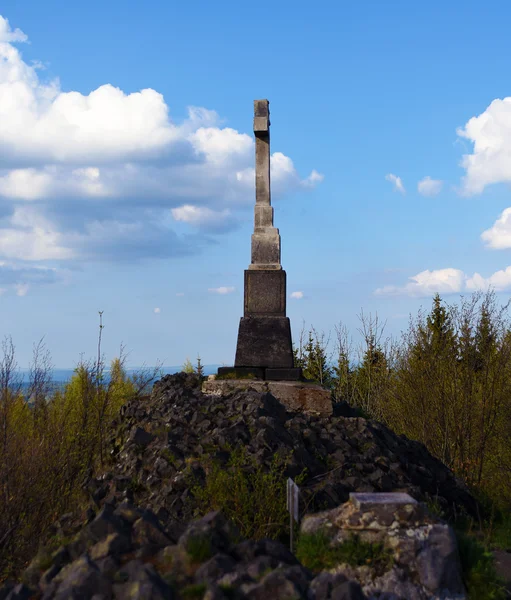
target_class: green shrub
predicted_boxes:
[296,530,393,575]
[490,511,511,551]
[189,445,306,541]
[456,531,507,600]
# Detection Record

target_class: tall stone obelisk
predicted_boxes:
[218,100,301,381]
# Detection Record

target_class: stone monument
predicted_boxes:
[219,99,301,381]
[203,100,332,416]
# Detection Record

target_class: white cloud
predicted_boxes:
[208,286,235,295]
[0,14,323,268]
[457,97,511,195]
[154,307,160,314]
[481,207,511,249]
[0,225,74,260]
[171,205,234,231]
[417,176,443,197]
[385,173,405,194]
[375,268,467,297]
[375,265,511,297]
[190,127,252,167]
[290,291,304,299]
[175,292,184,296]
[301,170,324,188]
[0,16,27,42]
[465,267,511,292]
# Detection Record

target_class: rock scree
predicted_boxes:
[0,372,481,599]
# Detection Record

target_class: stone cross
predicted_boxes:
[215,99,302,381]
[250,99,281,270]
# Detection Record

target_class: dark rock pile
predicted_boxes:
[0,372,480,599]
[1,505,369,600]
[97,372,477,537]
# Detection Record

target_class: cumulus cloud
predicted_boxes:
[208,286,235,295]
[0,14,323,274]
[290,291,304,299]
[457,97,511,195]
[154,307,161,314]
[481,207,511,249]
[417,176,443,197]
[171,205,236,231]
[465,267,511,292]
[375,265,511,297]
[0,16,27,42]
[385,173,405,194]
[375,268,465,297]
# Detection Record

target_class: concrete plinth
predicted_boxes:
[202,379,332,416]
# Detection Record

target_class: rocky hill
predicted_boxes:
[0,372,483,599]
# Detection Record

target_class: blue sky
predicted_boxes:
[1,0,511,369]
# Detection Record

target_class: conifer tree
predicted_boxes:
[332,348,352,402]
[352,335,389,416]
[301,328,333,387]
[195,354,204,378]
[292,325,333,387]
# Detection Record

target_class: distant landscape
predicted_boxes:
[17,365,222,399]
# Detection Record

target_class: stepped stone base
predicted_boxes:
[202,378,332,416]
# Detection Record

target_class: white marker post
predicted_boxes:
[287,478,300,553]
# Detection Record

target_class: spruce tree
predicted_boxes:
[195,354,205,378]
[333,349,352,402]
[301,329,333,388]
[352,335,389,416]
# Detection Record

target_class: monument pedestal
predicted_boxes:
[202,378,332,416]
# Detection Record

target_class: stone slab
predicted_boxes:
[265,367,303,381]
[235,316,293,367]
[217,367,265,379]
[244,270,286,316]
[202,379,332,416]
[349,492,417,511]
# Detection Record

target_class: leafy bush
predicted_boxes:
[456,530,507,600]
[0,327,160,583]
[190,445,307,541]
